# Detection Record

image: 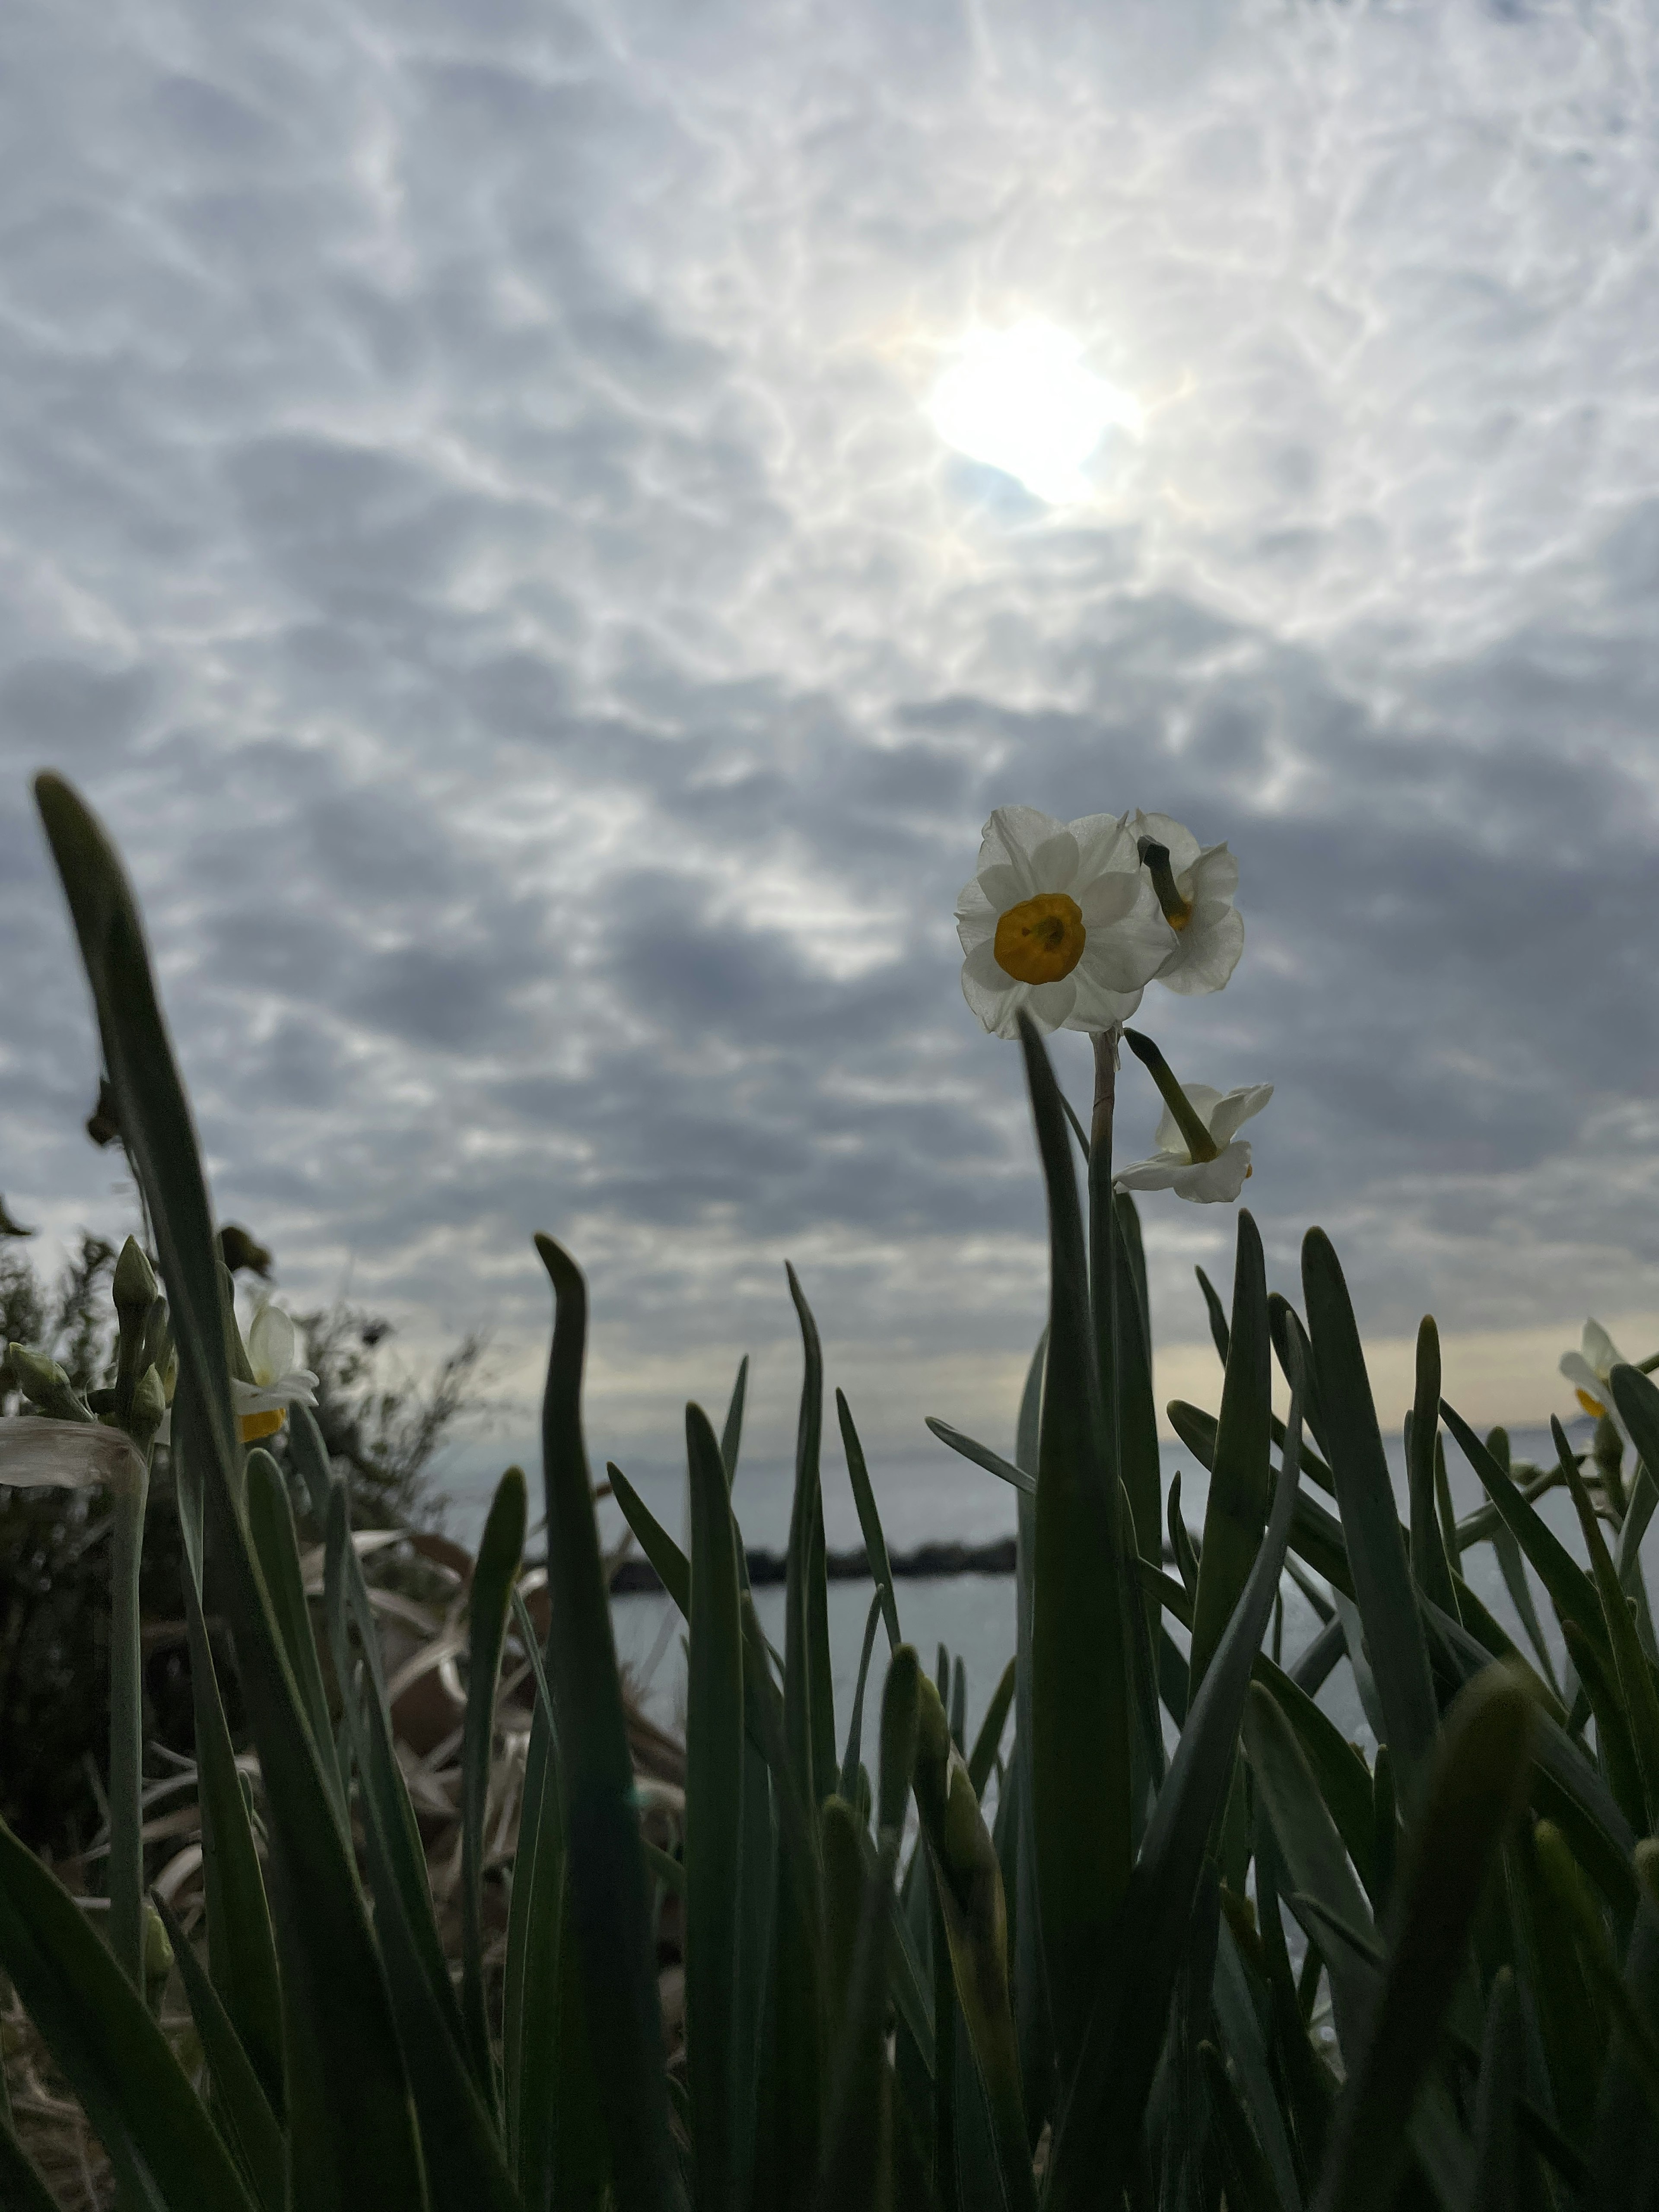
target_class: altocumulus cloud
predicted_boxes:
[4,0,1659,1487]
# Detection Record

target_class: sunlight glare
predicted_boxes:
[929,321,1141,506]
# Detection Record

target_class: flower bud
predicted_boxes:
[143,1904,174,1986]
[128,1364,167,1449]
[112,1236,156,1317]
[6,1345,93,1424]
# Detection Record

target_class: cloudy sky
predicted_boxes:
[5,0,1659,1508]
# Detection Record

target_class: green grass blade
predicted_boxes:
[815,1798,896,2212]
[330,1521,522,2212]
[1442,1403,1608,1662]
[838,1389,903,1647]
[721,1354,750,1482]
[245,1447,344,1821]
[0,1812,257,2212]
[502,1695,567,2199]
[1557,1420,1659,1829]
[1196,1262,1230,1363]
[1311,1666,1534,2212]
[1212,1918,1303,2212]
[1015,1012,1128,2075]
[1011,1330,1050,2146]
[1202,2040,1285,2212]
[179,1533,285,2117]
[1470,1965,1521,2212]
[608,1459,690,1614]
[1112,1191,1162,1587]
[686,1400,746,2210]
[461,1467,527,2102]
[1406,1320,1456,1616]
[37,775,431,2211]
[1190,1211,1272,1697]
[534,1234,683,2212]
[966,1657,1016,1802]
[786,1265,838,1810]
[1044,1379,1304,2212]
[840,1588,887,1802]
[1166,1400,1352,1596]
[1302,1232,1438,1800]
[1509,1828,1605,2148]
[1423,1596,1636,1907]
[923,1415,1033,1495]
[154,1894,286,2212]
[1245,1676,1376,2059]
[1489,1518,1559,1696]
[909,1673,1036,2212]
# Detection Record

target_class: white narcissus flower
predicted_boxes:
[1560,1321,1634,1448]
[1113,1082,1274,1204]
[235,1297,320,1443]
[1129,810,1244,998]
[956,806,1174,1038]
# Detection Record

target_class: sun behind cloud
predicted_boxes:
[928,320,1142,505]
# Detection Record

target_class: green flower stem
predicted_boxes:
[1121,1028,1220,1163]
[108,1455,150,1993]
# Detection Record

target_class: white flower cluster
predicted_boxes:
[955,804,1266,1204]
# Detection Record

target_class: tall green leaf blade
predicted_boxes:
[686,1400,746,2210]
[1470,1964,1521,2212]
[0,1812,257,2212]
[608,1460,690,1614]
[1190,1211,1272,1696]
[1310,1665,1534,2212]
[1557,1421,1659,1829]
[179,1530,285,2118]
[785,1265,838,1811]
[155,1894,286,2212]
[1441,1404,1608,1662]
[1011,1330,1051,2146]
[245,1446,342,1820]
[1406,1320,1456,1616]
[721,1354,750,1482]
[37,777,429,2212]
[1112,1190,1162,1583]
[840,1589,887,1803]
[534,1233,684,2212]
[838,1389,903,1649]
[924,1415,1033,1495]
[502,1694,566,2198]
[1016,1013,1128,2075]
[966,1656,1016,1802]
[910,1674,1037,2212]
[1044,1378,1304,2212]
[461,1467,527,2102]
[329,1507,522,2212]
[1302,1231,1438,1799]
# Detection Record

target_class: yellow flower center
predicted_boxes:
[993,893,1086,985]
[1576,1388,1607,1421]
[239,1408,287,1443]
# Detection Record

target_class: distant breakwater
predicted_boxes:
[609,1535,1018,1594]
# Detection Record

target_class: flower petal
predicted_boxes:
[1068,811,1135,880]
[1206,1083,1274,1149]
[1582,1319,1623,1380]
[1187,842,1239,904]
[1130,810,1202,877]
[1112,1151,1186,1192]
[1152,1083,1224,1157]
[962,938,1025,1035]
[1171,1140,1253,1204]
[1064,955,1144,1033]
[954,875,999,952]
[1028,828,1081,893]
[1154,906,1245,997]
[1558,1352,1605,1400]
[982,807,1065,898]
[248,1299,297,1389]
[1023,976,1078,1033]
[974,863,1028,915]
